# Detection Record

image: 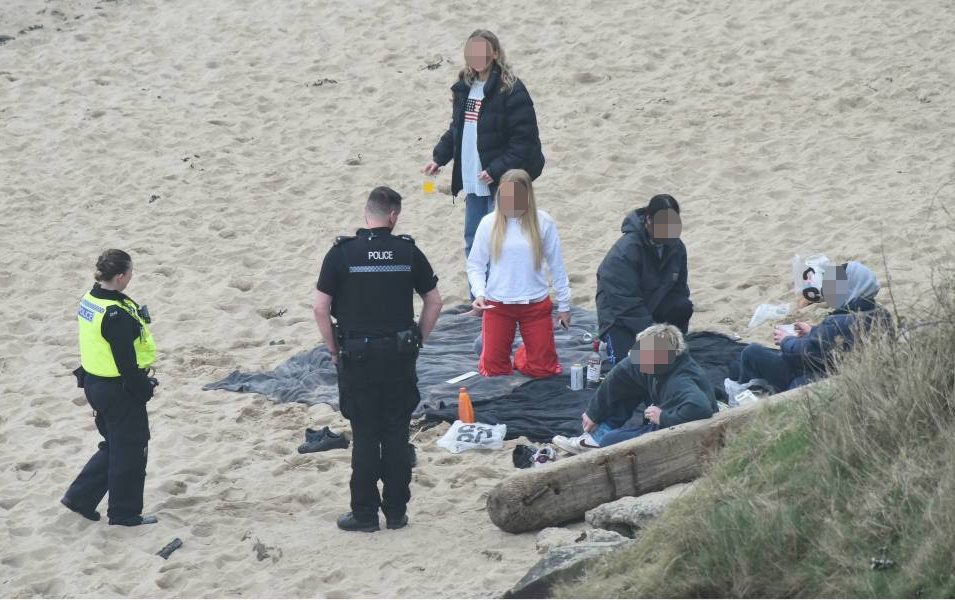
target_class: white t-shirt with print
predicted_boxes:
[461,80,491,197]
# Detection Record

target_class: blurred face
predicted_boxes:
[821,264,849,307]
[499,180,529,218]
[648,208,682,244]
[631,334,676,375]
[465,37,496,73]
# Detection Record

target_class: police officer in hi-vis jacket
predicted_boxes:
[62,249,160,527]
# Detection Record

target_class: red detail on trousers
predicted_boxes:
[479,298,562,378]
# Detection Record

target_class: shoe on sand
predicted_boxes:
[109,515,158,526]
[298,427,349,454]
[337,512,380,532]
[61,497,100,522]
[552,433,600,455]
[385,514,409,530]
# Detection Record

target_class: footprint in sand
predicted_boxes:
[42,435,80,449]
[0,497,22,510]
[412,472,436,489]
[433,455,462,467]
[2,555,23,569]
[448,465,500,489]
[228,278,253,292]
[190,522,215,538]
[25,578,65,597]
[158,480,188,496]
[155,571,184,592]
[322,569,346,585]
[221,487,247,502]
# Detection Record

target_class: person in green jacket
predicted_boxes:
[553,323,717,453]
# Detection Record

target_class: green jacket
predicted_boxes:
[586,353,717,428]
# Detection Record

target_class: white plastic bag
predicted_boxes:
[733,390,760,407]
[748,303,791,328]
[436,421,507,454]
[793,254,833,299]
[724,377,772,406]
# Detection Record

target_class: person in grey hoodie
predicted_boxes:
[595,194,692,366]
[735,260,892,393]
[552,324,717,453]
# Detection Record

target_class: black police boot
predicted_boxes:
[61,497,100,522]
[385,514,408,530]
[336,512,380,532]
[108,515,159,526]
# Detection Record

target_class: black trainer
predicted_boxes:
[336,512,379,532]
[108,515,159,526]
[385,514,408,530]
[298,427,350,454]
[61,497,100,522]
[304,427,327,442]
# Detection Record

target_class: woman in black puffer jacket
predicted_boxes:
[424,29,546,262]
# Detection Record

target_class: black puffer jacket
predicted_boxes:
[432,65,545,196]
[595,208,690,337]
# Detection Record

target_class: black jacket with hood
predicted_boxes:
[595,208,691,337]
[586,352,717,429]
[432,64,545,197]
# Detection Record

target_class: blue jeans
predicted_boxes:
[463,192,496,259]
[588,399,659,448]
[739,344,811,393]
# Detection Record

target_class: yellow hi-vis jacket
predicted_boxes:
[77,293,156,377]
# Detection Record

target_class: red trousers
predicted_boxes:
[479,297,562,378]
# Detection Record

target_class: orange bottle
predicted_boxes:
[458,387,475,423]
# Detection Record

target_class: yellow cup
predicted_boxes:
[423,177,436,194]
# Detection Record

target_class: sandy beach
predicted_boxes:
[1,0,954,596]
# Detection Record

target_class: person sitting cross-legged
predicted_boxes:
[552,323,718,454]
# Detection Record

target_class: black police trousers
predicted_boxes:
[63,376,150,520]
[337,343,419,521]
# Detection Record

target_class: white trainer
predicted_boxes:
[551,433,600,455]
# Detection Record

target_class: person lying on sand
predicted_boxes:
[552,324,717,454]
[730,260,892,394]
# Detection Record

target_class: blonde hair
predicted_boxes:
[491,169,544,271]
[459,29,518,94]
[636,323,687,357]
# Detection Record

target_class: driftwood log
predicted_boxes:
[487,388,806,533]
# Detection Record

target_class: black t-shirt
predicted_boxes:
[317,227,438,334]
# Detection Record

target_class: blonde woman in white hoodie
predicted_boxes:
[467,169,571,378]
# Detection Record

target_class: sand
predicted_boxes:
[1,0,954,596]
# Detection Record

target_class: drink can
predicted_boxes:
[570,364,584,391]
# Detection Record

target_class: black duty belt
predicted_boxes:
[343,331,399,340]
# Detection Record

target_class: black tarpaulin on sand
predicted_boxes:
[203,306,746,442]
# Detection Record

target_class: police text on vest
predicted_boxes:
[368,251,394,260]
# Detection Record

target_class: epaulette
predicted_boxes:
[396,234,416,244]
[333,235,357,246]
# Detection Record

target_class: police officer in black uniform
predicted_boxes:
[314,186,443,532]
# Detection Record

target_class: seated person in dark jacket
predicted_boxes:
[596,194,692,365]
[552,324,717,453]
[734,260,891,393]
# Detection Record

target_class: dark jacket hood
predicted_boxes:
[621,208,647,236]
